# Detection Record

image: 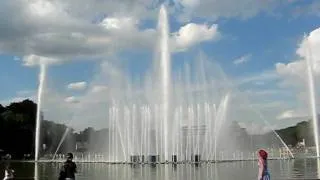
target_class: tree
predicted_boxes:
[0,104,5,114]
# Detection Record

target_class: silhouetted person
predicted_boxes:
[59,153,77,180]
[3,165,15,180]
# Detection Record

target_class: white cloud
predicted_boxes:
[90,85,108,93]
[276,28,320,83]
[67,82,88,91]
[172,23,220,51]
[276,109,308,120]
[0,0,152,66]
[276,27,320,80]
[2,0,219,67]
[291,1,320,17]
[178,0,200,9]
[233,54,252,65]
[23,54,60,66]
[51,0,308,23]
[64,96,80,104]
[236,70,279,85]
[230,29,320,126]
[3,0,300,67]
[100,17,138,30]
[174,0,289,22]
[274,27,320,122]
[28,0,58,17]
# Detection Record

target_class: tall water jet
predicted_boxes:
[35,63,46,161]
[52,128,70,161]
[305,34,320,157]
[158,4,171,161]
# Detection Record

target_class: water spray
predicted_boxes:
[158,4,171,161]
[305,34,320,157]
[35,63,46,161]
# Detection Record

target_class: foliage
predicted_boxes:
[0,100,74,159]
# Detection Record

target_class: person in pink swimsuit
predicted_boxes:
[258,149,270,180]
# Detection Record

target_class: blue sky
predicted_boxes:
[1,0,320,132]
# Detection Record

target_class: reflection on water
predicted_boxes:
[1,159,320,180]
[317,159,320,179]
[34,162,38,180]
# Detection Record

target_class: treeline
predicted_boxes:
[0,99,316,159]
[0,100,37,159]
[0,99,112,159]
[250,121,314,149]
[276,120,314,146]
[0,100,78,159]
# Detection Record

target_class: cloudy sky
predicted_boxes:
[1,0,320,132]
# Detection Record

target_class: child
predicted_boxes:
[258,149,270,180]
[3,165,15,180]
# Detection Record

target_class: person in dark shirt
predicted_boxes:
[59,153,77,180]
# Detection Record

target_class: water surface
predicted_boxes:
[1,159,319,180]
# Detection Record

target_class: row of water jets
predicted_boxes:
[49,149,290,163]
[85,96,230,162]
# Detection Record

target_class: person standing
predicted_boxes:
[257,149,270,180]
[59,153,77,180]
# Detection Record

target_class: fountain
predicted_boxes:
[305,34,320,157]
[35,63,46,161]
[52,127,70,161]
[158,5,171,162]
[46,5,294,163]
